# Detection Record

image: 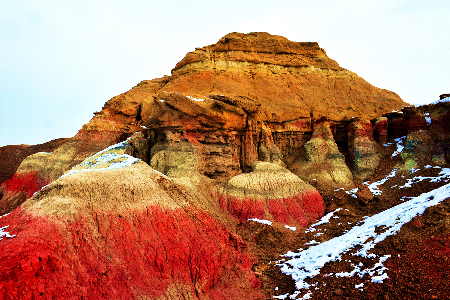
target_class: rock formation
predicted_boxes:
[290,118,354,191]
[0,138,67,185]
[2,32,432,299]
[219,162,324,226]
[348,118,383,180]
[0,156,263,299]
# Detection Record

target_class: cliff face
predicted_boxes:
[87,32,407,182]
[168,32,405,122]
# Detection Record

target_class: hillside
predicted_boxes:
[1,32,450,299]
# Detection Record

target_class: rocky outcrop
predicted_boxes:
[0,131,128,214]
[373,117,388,144]
[0,145,263,299]
[168,32,405,122]
[0,138,68,185]
[440,93,450,100]
[395,101,450,169]
[80,32,407,183]
[218,162,325,227]
[0,152,51,214]
[290,119,354,191]
[348,119,383,181]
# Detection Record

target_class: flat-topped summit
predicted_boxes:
[100,32,406,128]
[173,32,339,72]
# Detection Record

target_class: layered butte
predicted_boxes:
[0,32,420,299]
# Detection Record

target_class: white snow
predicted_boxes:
[392,136,406,157]
[0,213,15,241]
[63,154,139,177]
[285,225,297,231]
[62,139,141,177]
[0,225,16,241]
[248,218,272,226]
[346,187,358,199]
[277,182,450,298]
[431,96,450,105]
[186,95,205,102]
[306,208,342,230]
[304,240,319,246]
[424,112,431,125]
[32,139,142,196]
[397,167,450,189]
[363,169,398,195]
[335,254,391,283]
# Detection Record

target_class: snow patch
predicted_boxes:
[248,218,272,226]
[33,138,143,196]
[63,154,139,177]
[285,225,297,231]
[392,136,406,157]
[424,112,431,125]
[363,169,398,195]
[0,225,16,241]
[306,208,342,230]
[278,182,450,297]
[431,96,450,105]
[186,95,206,102]
[0,214,15,241]
[398,167,450,188]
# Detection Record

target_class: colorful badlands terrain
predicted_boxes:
[1,32,450,299]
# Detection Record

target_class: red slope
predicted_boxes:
[0,206,263,299]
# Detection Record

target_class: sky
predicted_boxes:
[1,0,449,147]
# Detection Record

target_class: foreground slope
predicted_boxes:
[0,142,264,299]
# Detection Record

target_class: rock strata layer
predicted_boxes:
[0,156,263,299]
[219,162,325,227]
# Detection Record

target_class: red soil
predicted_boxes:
[2,172,49,199]
[0,206,263,299]
[0,172,49,214]
[220,190,325,226]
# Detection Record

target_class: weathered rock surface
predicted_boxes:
[348,118,383,181]
[0,149,263,299]
[1,32,427,299]
[396,101,450,169]
[83,32,407,183]
[0,138,68,185]
[218,162,325,227]
[0,131,128,214]
[290,119,354,191]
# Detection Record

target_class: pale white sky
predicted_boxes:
[1,0,449,146]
